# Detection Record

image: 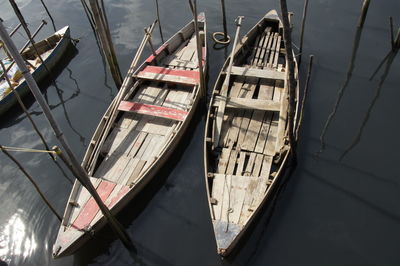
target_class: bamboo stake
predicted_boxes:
[155,0,164,42]
[188,0,206,98]
[9,23,22,36]
[221,0,228,42]
[0,145,62,222]
[279,0,297,156]
[358,0,371,28]
[389,17,394,49]
[298,0,309,65]
[0,18,135,257]
[39,0,56,31]
[88,0,123,88]
[296,55,313,139]
[145,27,157,55]
[395,28,400,49]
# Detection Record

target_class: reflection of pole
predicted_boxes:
[0,145,62,222]
[88,0,123,88]
[296,55,313,139]
[0,18,135,256]
[39,0,57,31]
[298,0,309,65]
[188,1,206,98]
[155,0,164,42]
[0,60,54,160]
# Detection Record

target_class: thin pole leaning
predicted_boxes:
[358,0,371,28]
[188,0,206,97]
[279,0,298,156]
[0,18,135,256]
[298,0,309,65]
[155,0,164,42]
[0,145,62,222]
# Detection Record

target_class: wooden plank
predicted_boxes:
[135,133,153,159]
[126,160,147,186]
[254,112,273,153]
[127,131,148,157]
[139,66,200,80]
[220,174,232,223]
[145,43,169,63]
[268,33,279,68]
[211,173,225,220]
[252,154,263,177]
[225,110,244,148]
[273,36,282,68]
[217,148,232,174]
[219,110,234,148]
[226,149,239,175]
[213,96,281,112]
[235,152,247,176]
[237,110,252,146]
[241,110,265,152]
[239,176,261,224]
[118,101,188,121]
[264,113,279,156]
[118,158,140,185]
[228,175,248,224]
[136,70,199,86]
[260,155,273,178]
[260,29,274,66]
[72,180,116,230]
[226,66,286,80]
[243,152,256,176]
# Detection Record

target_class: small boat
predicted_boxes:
[0,26,70,115]
[204,10,299,256]
[53,14,207,257]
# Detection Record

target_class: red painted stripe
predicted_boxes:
[118,101,188,121]
[72,181,116,230]
[140,66,200,80]
[107,186,130,209]
[145,43,169,63]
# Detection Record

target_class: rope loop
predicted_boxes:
[212,32,231,45]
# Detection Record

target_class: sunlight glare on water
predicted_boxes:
[0,211,37,264]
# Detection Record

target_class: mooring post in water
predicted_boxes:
[279,0,298,157]
[155,0,164,43]
[88,0,123,88]
[358,0,371,28]
[212,0,231,45]
[395,28,400,50]
[298,0,309,65]
[0,18,135,256]
[296,55,314,139]
[188,0,206,98]
[144,27,157,55]
[0,145,62,222]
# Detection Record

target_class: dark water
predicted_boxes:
[0,0,399,265]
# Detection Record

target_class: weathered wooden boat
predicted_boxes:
[0,26,70,115]
[53,14,207,258]
[204,10,299,256]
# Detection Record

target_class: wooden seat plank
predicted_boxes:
[213,96,281,112]
[225,66,285,81]
[136,66,200,85]
[118,101,188,121]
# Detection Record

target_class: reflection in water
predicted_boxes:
[0,211,37,264]
[319,26,364,153]
[340,50,399,160]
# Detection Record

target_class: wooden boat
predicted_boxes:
[204,10,299,256]
[0,26,70,115]
[53,14,207,258]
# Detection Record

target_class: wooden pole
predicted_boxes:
[296,55,313,139]
[144,27,157,55]
[221,0,228,42]
[0,18,135,256]
[395,28,400,50]
[39,0,56,31]
[188,0,206,98]
[9,22,22,36]
[155,0,164,43]
[88,0,123,88]
[279,0,297,157]
[298,0,309,65]
[389,16,394,49]
[0,145,62,222]
[358,0,371,28]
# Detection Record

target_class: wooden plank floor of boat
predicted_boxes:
[210,24,288,240]
[65,32,201,231]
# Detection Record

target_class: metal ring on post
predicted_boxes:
[212,31,231,45]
